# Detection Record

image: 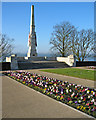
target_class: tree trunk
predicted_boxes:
[62,52,64,57]
[62,38,64,57]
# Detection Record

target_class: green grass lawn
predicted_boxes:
[40,68,95,81]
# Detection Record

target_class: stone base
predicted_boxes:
[6,54,76,70]
[18,61,69,70]
[6,54,18,70]
[24,56,57,61]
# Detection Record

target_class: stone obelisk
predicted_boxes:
[27,5,37,57]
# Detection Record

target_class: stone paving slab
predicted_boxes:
[1,74,95,119]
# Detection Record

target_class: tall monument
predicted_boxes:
[27,5,37,57]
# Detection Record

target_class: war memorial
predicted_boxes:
[2,5,96,119]
[6,5,76,70]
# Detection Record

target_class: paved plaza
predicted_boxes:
[1,69,95,119]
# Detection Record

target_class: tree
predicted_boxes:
[91,32,96,58]
[0,33,14,62]
[70,29,94,61]
[50,21,94,61]
[50,22,76,57]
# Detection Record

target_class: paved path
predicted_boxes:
[27,69,95,89]
[1,73,95,119]
[73,67,95,71]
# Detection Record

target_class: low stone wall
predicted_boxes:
[57,55,76,66]
[76,61,96,67]
[0,62,11,70]
[29,57,45,61]
[6,54,76,69]
[25,57,45,61]
[45,57,56,61]
[25,56,56,61]
[18,61,69,69]
[6,54,18,70]
[6,56,11,62]
[17,57,25,61]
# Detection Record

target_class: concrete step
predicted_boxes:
[18,61,69,70]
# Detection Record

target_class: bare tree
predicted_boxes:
[0,34,14,62]
[91,32,96,59]
[50,22,76,57]
[70,29,94,61]
[50,21,94,61]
